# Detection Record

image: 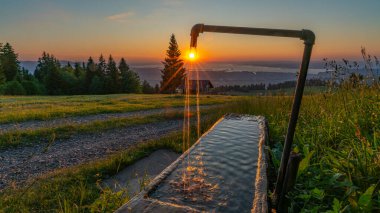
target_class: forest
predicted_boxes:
[0,42,157,95]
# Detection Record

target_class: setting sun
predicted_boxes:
[187,48,197,61]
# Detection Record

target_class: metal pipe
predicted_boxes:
[278,152,302,211]
[190,24,314,48]
[273,40,314,210]
[189,23,315,210]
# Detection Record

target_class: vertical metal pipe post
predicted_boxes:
[273,40,314,209]
[278,152,302,210]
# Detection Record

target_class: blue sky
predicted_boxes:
[1,0,379,61]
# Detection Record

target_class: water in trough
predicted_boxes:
[149,115,265,212]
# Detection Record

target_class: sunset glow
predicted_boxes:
[0,1,379,62]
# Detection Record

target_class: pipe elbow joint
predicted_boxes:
[191,23,204,36]
[301,30,315,45]
[190,24,204,48]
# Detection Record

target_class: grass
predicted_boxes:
[285,88,380,212]
[222,87,380,212]
[0,94,237,124]
[0,110,184,149]
[1,86,379,212]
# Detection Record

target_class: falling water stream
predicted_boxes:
[181,62,202,193]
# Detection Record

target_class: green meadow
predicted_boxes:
[0,87,379,212]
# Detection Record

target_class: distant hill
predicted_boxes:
[133,67,324,87]
[20,61,39,73]
[21,60,377,87]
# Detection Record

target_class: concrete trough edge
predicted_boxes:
[116,114,269,213]
[252,116,269,212]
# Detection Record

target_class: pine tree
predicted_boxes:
[96,54,107,77]
[0,43,20,81]
[93,55,106,93]
[119,58,141,93]
[118,58,129,74]
[106,55,121,93]
[119,58,129,92]
[73,62,85,94]
[160,34,186,93]
[84,57,96,92]
[34,52,62,95]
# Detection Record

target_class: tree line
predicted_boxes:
[267,79,327,90]
[0,42,158,95]
[211,79,328,93]
[212,83,266,93]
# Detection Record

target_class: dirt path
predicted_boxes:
[0,120,183,190]
[0,105,216,134]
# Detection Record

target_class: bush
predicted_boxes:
[2,81,26,95]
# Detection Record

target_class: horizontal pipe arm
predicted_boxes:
[190,24,315,48]
[203,25,303,38]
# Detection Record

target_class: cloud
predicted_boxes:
[107,11,135,22]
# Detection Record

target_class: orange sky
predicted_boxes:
[1,1,379,62]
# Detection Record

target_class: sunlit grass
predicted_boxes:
[0,94,238,123]
[0,87,379,212]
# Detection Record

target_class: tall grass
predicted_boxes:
[226,88,379,211]
[0,87,378,212]
[286,88,379,212]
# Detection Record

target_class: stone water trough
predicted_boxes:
[116,114,269,213]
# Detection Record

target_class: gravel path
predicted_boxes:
[0,105,216,134]
[0,119,184,190]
